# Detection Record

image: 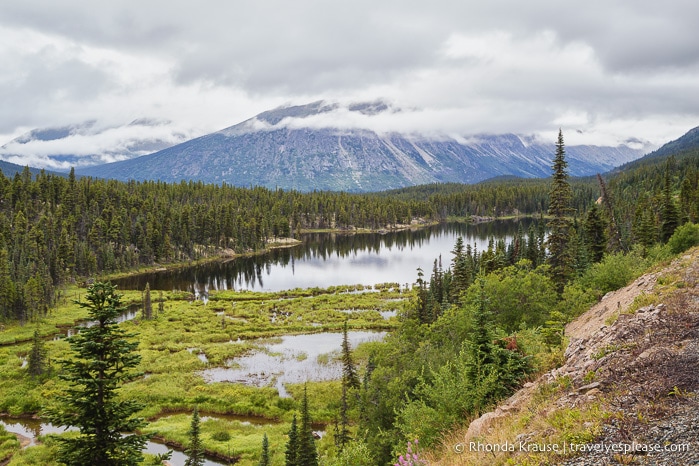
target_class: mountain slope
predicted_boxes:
[0,159,66,178]
[614,124,699,172]
[76,102,647,192]
[643,125,699,160]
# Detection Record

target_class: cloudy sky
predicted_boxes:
[1,0,699,169]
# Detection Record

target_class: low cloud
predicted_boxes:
[0,120,189,170]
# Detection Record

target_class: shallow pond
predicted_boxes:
[200,331,386,397]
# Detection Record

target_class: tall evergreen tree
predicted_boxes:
[449,236,470,303]
[184,405,205,466]
[258,432,270,466]
[661,161,680,242]
[633,196,657,249]
[285,414,299,466]
[584,204,607,263]
[158,290,165,317]
[414,267,430,324]
[45,282,148,466]
[547,129,574,290]
[596,174,623,252]
[341,320,360,390]
[336,382,351,452]
[143,282,152,320]
[27,328,47,378]
[297,386,319,466]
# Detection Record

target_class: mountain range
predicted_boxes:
[71,101,650,192]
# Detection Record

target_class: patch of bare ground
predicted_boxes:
[427,249,699,465]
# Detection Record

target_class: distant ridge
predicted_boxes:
[646,125,699,159]
[0,159,66,178]
[612,125,699,172]
[76,101,648,192]
[0,119,181,170]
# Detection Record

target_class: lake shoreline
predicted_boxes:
[96,215,505,285]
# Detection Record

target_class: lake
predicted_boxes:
[113,219,536,293]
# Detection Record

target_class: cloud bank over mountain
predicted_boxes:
[1,1,698,169]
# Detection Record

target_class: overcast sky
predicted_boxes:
[2,0,699,169]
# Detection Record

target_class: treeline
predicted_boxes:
[609,149,699,246]
[377,177,600,217]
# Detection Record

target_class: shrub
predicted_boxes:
[667,223,699,254]
[211,431,231,442]
[323,439,375,466]
[579,251,647,296]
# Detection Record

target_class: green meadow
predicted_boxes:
[0,283,403,465]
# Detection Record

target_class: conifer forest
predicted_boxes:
[1,139,699,465]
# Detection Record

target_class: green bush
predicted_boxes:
[667,223,699,254]
[322,439,375,466]
[211,430,231,442]
[579,251,648,296]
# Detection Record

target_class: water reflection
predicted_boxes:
[113,219,535,293]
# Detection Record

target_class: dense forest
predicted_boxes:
[1,144,698,325]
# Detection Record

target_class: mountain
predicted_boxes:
[76,101,648,192]
[629,126,699,165]
[0,119,183,171]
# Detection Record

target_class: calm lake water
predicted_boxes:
[114,219,535,293]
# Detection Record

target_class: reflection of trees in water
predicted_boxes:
[113,219,536,293]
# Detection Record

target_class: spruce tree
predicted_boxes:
[584,204,607,263]
[336,383,351,451]
[341,320,360,390]
[661,161,679,242]
[547,129,574,290]
[185,405,205,466]
[466,277,495,384]
[158,290,165,317]
[640,210,658,248]
[143,282,152,320]
[596,174,623,252]
[297,386,319,466]
[27,328,47,378]
[46,282,148,466]
[285,414,299,466]
[258,432,270,466]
